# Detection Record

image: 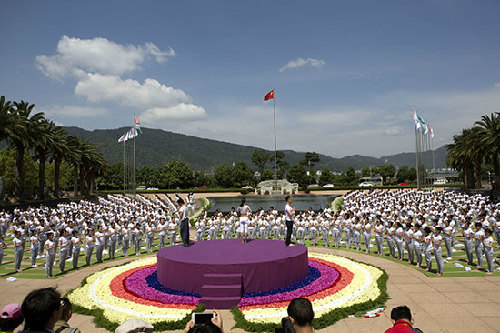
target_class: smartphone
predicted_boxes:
[192,312,215,325]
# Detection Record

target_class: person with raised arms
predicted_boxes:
[237,198,252,244]
[284,196,296,247]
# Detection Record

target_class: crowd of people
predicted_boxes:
[0,190,498,278]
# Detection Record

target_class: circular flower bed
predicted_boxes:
[67,253,387,332]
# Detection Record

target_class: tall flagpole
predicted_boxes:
[415,125,420,189]
[133,116,136,197]
[273,93,277,190]
[123,140,126,195]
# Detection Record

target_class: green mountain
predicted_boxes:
[63,126,448,172]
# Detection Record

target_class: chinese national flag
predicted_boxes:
[264,89,275,101]
[135,115,140,125]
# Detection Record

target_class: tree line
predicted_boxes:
[0,96,106,202]
[446,112,499,189]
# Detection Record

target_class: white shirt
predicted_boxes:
[285,204,294,221]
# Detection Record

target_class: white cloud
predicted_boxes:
[35,35,175,80]
[42,105,109,118]
[75,74,189,107]
[383,127,403,136]
[141,104,206,123]
[35,36,203,121]
[279,57,326,72]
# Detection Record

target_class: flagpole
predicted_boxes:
[415,124,420,189]
[273,93,277,190]
[123,140,126,195]
[133,115,136,197]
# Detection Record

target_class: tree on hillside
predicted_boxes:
[287,165,308,188]
[251,149,271,175]
[300,152,320,169]
[319,168,333,186]
[159,160,194,189]
[361,167,371,177]
[345,166,357,184]
[215,165,233,188]
[396,166,409,183]
[232,162,255,187]
[378,164,396,184]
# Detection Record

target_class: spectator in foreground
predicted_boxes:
[54,298,80,333]
[0,303,24,333]
[286,298,315,333]
[21,288,62,333]
[385,306,423,333]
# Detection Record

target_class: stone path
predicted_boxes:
[1,247,498,332]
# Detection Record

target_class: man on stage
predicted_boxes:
[177,198,190,247]
[285,196,295,247]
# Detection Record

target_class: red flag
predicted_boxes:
[135,115,140,125]
[264,89,275,101]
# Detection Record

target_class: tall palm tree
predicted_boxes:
[447,130,475,188]
[49,126,69,196]
[9,101,44,200]
[33,119,56,199]
[475,112,500,179]
[65,136,82,197]
[0,96,25,143]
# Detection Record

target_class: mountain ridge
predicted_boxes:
[63,126,448,172]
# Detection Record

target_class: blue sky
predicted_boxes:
[1,0,500,158]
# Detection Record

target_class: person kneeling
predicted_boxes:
[385,305,423,333]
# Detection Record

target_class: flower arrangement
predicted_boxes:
[67,253,387,332]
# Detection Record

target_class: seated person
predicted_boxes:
[0,304,24,333]
[286,298,315,333]
[385,305,423,333]
[54,298,81,333]
[21,288,62,333]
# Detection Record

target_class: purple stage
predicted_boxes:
[156,239,308,308]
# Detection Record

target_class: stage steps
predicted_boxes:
[200,273,242,309]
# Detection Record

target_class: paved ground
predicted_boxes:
[1,246,498,333]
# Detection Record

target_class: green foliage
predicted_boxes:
[159,160,194,189]
[251,149,271,174]
[215,165,234,187]
[345,166,358,184]
[287,165,308,188]
[0,148,38,199]
[260,169,274,181]
[318,167,333,186]
[361,166,371,177]
[378,164,396,184]
[214,162,254,187]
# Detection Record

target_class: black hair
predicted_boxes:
[424,227,432,235]
[0,316,24,331]
[287,298,314,327]
[178,198,185,205]
[239,198,246,207]
[390,305,412,322]
[60,297,72,320]
[21,288,61,330]
[485,228,492,235]
[285,196,290,202]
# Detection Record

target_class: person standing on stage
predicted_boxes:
[237,198,252,244]
[178,198,190,247]
[285,196,295,247]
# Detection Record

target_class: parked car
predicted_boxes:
[242,186,253,189]
[308,184,320,188]
[323,184,335,188]
[359,182,374,187]
[195,186,207,189]
[146,187,159,190]
[398,182,409,186]
[136,186,146,190]
[434,179,446,185]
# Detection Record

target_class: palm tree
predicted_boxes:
[65,136,82,197]
[33,119,57,199]
[475,112,500,179]
[0,96,25,143]
[9,101,44,200]
[49,126,69,196]
[447,130,475,188]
